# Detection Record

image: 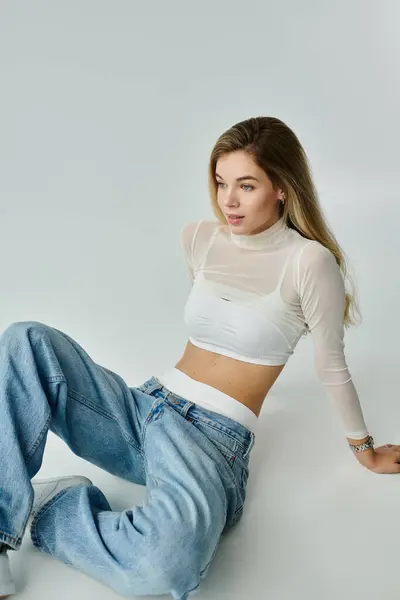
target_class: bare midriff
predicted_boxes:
[174,340,286,417]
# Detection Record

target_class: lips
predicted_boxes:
[227,215,245,227]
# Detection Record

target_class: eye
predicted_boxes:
[216,182,254,191]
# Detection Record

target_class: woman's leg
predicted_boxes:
[30,382,254,600]
[0,321,253,599]
[0,320,151,553]
[30,386,250,600]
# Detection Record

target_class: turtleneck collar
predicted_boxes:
[229,216,290,250]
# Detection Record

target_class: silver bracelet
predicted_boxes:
[349,435,374,453]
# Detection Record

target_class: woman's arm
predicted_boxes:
[298,242,400,473]
[297,241,372,449]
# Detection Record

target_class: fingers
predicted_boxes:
[382,444,400,451]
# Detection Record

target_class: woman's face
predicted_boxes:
[215,150,284,235]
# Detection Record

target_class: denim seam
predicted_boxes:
[188,416,247,453]
[26,413,52,461]
[140,398,166,487]
[181,416,240,490]
[120,433,142,455]
[25,373,68,459]
[68,388,118,422]
[0,530,22,550]
[185,582,200,596]
[194,417,246,453]
[68,389,142,454]
[141,396,164,447]
[142,447,150,489]
[46,374,66,382]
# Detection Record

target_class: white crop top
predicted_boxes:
[181,216,369,440]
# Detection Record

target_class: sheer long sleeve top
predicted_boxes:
[180,216,368,440]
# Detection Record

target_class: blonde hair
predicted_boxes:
[207,116,361,330]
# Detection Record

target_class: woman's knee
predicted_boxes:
[0,321,66,381]
[119,532,214,598]
[1,321,50,345]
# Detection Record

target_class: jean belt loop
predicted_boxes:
[180,399,195,418]
[243,431,256,459]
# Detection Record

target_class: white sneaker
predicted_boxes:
[27,475,93,531]
[0,545,16,597]
[0,475,92,597]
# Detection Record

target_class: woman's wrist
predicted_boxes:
[353,446,377,468]
[346,434,376,468]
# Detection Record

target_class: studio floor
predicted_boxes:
[8,377,400,600]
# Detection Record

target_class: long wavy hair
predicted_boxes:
[207,116,361,330]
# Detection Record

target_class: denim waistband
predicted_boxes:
[139,375,256,457]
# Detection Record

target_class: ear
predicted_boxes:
[274,184,285,200]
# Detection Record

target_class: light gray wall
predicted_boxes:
[1,0,400,415]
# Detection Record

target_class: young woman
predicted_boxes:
[1,116,400,600]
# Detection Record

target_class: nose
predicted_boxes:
[223,191,239,207]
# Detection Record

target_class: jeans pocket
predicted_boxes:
[188,418,239,471]
[235,457,249,496]
[224,460,250,531]
[209,437,237,467]
[186,415,250,496]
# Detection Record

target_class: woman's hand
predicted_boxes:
[360,444,400,474]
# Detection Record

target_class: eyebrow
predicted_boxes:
[215,173,260,183]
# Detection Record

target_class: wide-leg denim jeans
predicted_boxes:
[0,321,255,599]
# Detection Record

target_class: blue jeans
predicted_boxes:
[0,321,255,599]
